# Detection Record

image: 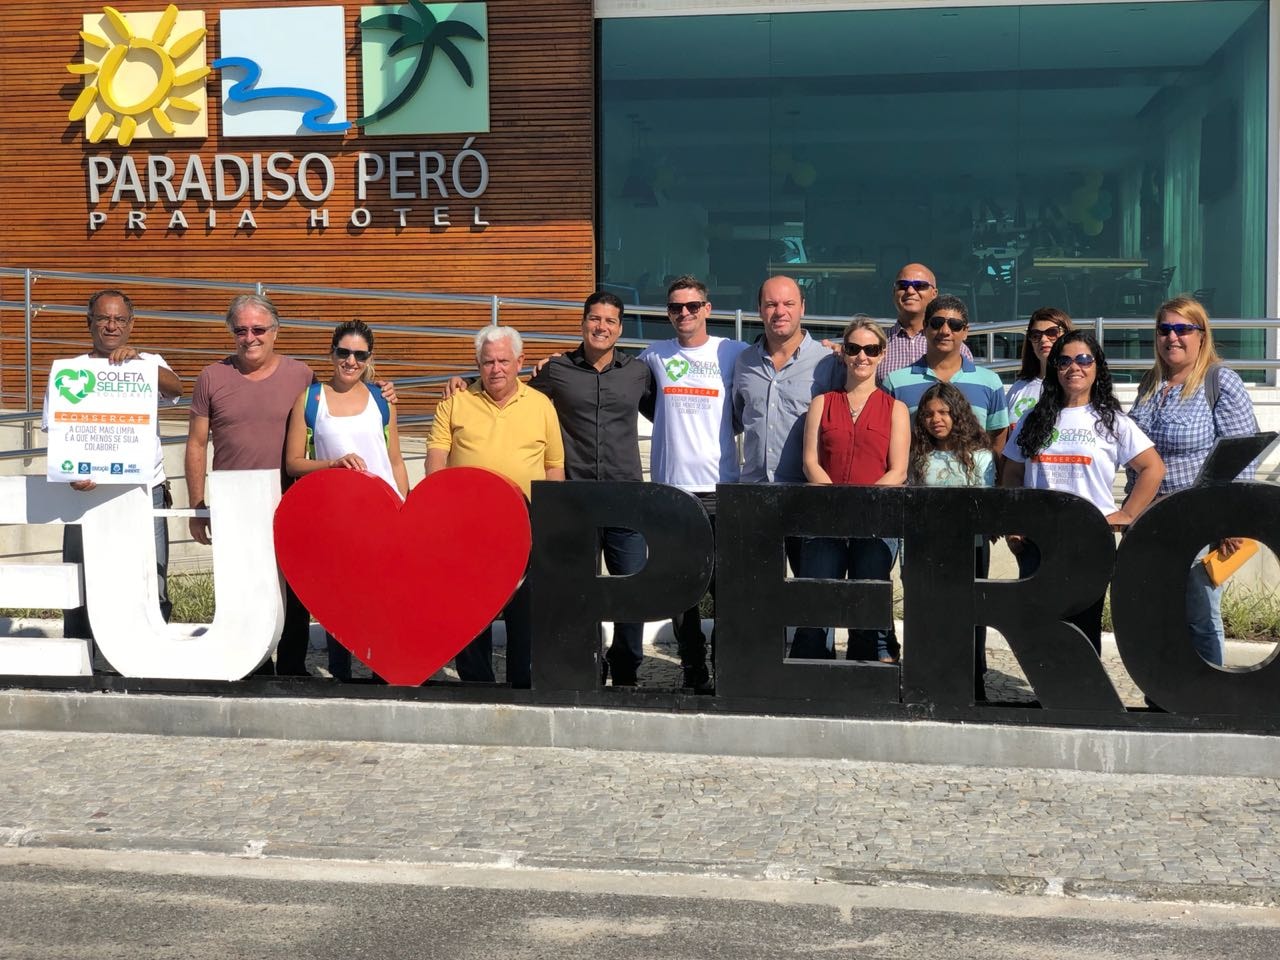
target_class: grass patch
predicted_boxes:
[0,573,217,623]
[170,573,215,623]
[1101,584,1280,642]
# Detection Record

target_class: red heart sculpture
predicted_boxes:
[273,467,531,685]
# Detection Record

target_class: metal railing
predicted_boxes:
[3,265,1279,462]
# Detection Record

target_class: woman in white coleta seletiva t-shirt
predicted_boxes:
[284,318,409,681]
[1001,330,1165,654]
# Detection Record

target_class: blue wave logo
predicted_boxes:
[213,56,351,134]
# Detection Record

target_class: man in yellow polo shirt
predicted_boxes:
[427,324,565,687]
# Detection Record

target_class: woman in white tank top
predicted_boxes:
[284,319,409,500]
[284,320,409,683]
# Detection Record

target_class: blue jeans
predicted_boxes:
[790,536,900,661]
[63,483,171,639]
[601,527,647,682]
[1187,553,1225,666]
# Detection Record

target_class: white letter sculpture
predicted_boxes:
[0,470,283,680]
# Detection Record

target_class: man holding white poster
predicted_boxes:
[43,290,182,636]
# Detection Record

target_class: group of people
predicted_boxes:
[50,264,1261,694]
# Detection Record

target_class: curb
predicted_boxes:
[4,827,1275,909]
[5,689,1280,778]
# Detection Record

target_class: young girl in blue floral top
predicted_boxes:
[908,382,995,699]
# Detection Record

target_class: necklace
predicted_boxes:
[846,393,865,420]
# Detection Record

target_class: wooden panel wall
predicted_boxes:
[0,0,596,428]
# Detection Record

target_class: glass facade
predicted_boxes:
[599,1,1269,374]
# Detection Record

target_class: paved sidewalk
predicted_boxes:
[2,729,1277,906]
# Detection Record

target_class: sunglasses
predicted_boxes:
[667,300,707,315]
[1028,328,1063,342]
[1055,353,1096,369]
[1157,322,1203,337]
[842,342,883,357]
[232,325,273,338]
[895,279,934,292]
[334,347,371,362]
[927,316,967,332]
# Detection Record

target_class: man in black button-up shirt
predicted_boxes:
[528,292,656,684]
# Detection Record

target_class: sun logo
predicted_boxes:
[67,4,210,146]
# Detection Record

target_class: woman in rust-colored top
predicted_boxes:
[797,317,910,662]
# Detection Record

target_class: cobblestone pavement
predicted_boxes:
[2,727,1278,905]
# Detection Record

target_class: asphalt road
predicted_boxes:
[2,849,1278,960]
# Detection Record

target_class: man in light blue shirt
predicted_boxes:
[732,275,844,483]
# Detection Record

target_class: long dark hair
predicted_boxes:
[908,382,990,484]
[1016,331,1123,458]
[1016,306,1072,380]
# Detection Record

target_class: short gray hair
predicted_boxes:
[225,294,281,332]
[474,324,523,362]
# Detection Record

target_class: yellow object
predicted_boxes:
[1201,539,1260,588]
[428,382,565,499]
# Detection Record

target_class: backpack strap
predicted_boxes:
[1203,362,1223,412]
[303,381,322,458]
[364,381,391,446]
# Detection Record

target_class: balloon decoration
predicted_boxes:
[1062,171,1113,237]
[773,149,818,191]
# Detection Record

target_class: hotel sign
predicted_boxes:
[67,3,492,233]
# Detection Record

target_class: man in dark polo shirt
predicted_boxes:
[528,291,656,685]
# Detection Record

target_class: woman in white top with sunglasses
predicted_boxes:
[1001,330,1164,653]
[285,319,409,681]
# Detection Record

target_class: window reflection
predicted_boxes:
[600,1,1268,375]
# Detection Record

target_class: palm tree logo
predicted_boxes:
[358,0,485,127]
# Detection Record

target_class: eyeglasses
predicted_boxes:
[895,279,934,292]
[1157,322,1203,337]
[334,347,371,362]
[927,316,967,332]
[842,342,883,357]
[1055,353,1096,370]
[232,325,273,338]
[667,300,707,315]
[1027,328,1063,342]
[91,314,132,326]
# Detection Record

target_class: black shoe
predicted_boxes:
[681,664,713,694]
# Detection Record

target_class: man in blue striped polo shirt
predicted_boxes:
[882,294,1009,450]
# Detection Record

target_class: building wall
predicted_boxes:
[0,0,596,423]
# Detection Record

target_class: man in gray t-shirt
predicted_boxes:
[186,294,315,676]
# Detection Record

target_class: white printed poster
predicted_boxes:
[46,358,158,484]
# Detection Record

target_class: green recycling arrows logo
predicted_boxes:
[664,358,690,382]
[54,368,96,404]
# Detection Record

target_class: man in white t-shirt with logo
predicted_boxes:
[43,290,183,640]
[640,275,748,692]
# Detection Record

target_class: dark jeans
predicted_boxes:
[273,582,314,676]
[671,494,716,673]
[790,536,900,661]
[63,483,171,639]
[456,579,533,688]
[601,527,647,682]
[1014,540,1103,655]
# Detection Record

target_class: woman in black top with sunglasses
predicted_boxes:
[1001,331,1164,652]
